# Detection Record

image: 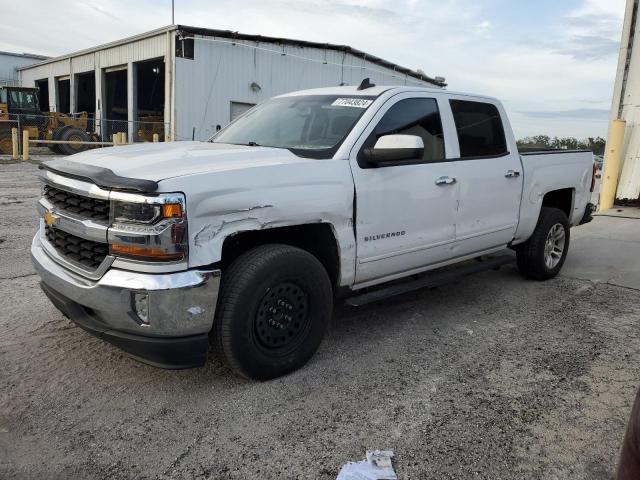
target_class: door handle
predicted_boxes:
[435,176,456,186]
[505,170,521,178]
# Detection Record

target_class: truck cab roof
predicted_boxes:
[277,84,500,104]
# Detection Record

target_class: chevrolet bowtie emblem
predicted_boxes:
[44,210,59,227]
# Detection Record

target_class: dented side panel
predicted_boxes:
[158,158,357,286]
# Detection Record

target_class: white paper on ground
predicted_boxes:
[336,450,397,480]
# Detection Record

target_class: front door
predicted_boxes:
[350,93,459,286]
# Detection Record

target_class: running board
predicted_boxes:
[345,255,514,307]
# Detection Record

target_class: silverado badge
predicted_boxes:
[43,210,59,227]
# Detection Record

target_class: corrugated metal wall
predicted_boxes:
[611,0,640,201]
[175,35,434,141]
[0,53,44,86]
[19,29,437,143]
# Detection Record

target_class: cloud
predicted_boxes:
[519,108,610,120]
[475,20,492,37]
[77,1,121,21]
[0,0,628,138]
[554,35,620,60]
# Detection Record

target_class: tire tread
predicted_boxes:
[212,244,331,379]
[516,207,569,281]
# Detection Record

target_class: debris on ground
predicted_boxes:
[336,450,397,480]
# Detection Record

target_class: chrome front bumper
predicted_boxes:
[31,234,221,367]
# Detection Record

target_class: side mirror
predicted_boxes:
[362,135,424,165]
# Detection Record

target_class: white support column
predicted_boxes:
[48,77,56,112]
[127,62,136,142]
[94,56,102,138]
[163,52,170,141]
[164,56,171,140]
[164,30,175,141]
[69,58,76,114]
[614,0,640,201]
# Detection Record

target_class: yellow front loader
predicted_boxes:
[0,86,95,155]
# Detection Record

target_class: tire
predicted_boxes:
[0,135,12,155]
[48,126,70,154]
[212,244,333,380]
[58,127,90,155]
[516,207,570,280]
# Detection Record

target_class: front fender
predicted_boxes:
[158,159,357,286]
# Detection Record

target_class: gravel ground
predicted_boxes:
[1,161,639,479]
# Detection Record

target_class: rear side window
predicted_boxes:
[450,100,507,158]
[372,98,445,163]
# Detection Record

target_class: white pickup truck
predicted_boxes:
[31,82,596,379]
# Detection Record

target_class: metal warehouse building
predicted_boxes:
[18,25,444,143]
[0,51,48,86]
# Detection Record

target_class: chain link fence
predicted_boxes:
[0,112,170,156]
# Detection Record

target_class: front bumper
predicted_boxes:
[31,234,221,368]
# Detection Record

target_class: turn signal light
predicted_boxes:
[110,244,184,261]
[162,203,183,218]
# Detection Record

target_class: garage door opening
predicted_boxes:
[76,72,96,134]
[57,77,70,114]
[136,58,165,141]
[104,68,128,140]
[75,72,95,117]
[35,79,49,113]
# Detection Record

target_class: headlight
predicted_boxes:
[108,192,187,262]
[112,202,162,224]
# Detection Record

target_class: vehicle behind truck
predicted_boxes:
[0,86,94,155]
[31,82,596,379]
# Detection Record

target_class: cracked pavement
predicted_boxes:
[1,161,640,479]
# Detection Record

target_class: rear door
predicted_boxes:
[445,98,522,255]
[349,92,460,286]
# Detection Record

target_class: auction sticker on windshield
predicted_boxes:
[331,98,373,108]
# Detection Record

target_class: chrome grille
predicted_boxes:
[43,185,110,222]
[44,225,108,270]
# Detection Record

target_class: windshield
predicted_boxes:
[8,90,39,110]
[210,95,376,159]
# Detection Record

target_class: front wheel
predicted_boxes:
[212,244,333,380]
[516,207,570,280]
[58,127,90,155]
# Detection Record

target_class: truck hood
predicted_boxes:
[49,142,314,183]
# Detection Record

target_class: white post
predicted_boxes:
[127,62,136,142]
[22,130,30,161]
[11,128,19,160]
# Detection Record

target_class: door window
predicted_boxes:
[360,97,445,166]
[449,100,507,158]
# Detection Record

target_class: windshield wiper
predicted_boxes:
[246,141,261,147]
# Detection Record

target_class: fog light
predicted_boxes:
[133,292,150,325]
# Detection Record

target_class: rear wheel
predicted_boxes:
[58,127,90,155]
[516,207,570,280]
[212,244,333,380]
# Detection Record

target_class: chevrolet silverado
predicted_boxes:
[31,82,596,379]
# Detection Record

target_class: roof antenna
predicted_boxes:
[357,78,375,90]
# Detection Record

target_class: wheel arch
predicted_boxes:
[219,223,342,289]
[512,187,576,247]
[541,188,574,219]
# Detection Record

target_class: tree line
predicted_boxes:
[517,135,606,156]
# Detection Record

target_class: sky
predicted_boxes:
[1,0,627,139]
